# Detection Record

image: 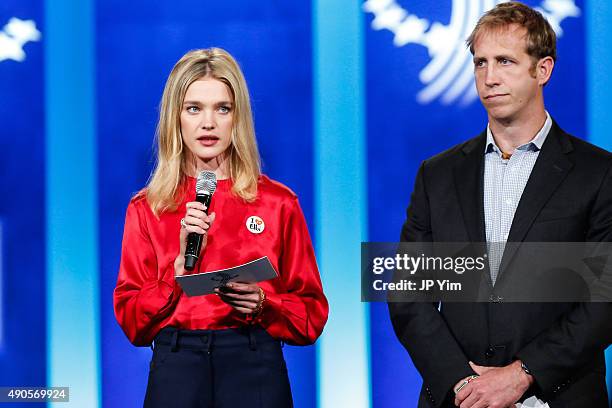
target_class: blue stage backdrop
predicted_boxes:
[0,1,610,408]
[0,0,46,402]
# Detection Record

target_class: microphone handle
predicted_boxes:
[184,192,212,271]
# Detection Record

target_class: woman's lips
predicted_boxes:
[197,136,219,147]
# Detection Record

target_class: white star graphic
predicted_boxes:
[0,17,41,63]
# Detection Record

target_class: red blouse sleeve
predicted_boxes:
[255,197,329,345]
[113,197,182,346]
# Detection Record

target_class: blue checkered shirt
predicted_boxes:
[484,113,552,284]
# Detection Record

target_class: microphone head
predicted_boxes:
[196,171,217,195]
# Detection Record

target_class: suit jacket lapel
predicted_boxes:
[498,122,574,276]
[454,133,487,243]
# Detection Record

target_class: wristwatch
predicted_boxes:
[520,361,532,376]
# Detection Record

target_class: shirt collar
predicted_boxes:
[485,111,552,155]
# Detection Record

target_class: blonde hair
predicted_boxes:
[145,48,261,215]
[466,2,557,65]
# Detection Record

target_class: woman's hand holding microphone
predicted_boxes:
[174,201,216,276]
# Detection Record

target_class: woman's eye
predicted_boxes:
[186,106,199,113]
[218,106,231,114]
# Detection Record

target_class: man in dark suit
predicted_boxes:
[388,2,612,407]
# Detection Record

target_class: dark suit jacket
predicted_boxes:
[389,121,612,408]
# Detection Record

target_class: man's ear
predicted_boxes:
[536,56,555,86]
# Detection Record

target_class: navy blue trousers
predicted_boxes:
[143,326,293,408]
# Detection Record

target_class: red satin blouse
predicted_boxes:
[114,175,329,346]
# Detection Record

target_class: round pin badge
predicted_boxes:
[246,215,265,234]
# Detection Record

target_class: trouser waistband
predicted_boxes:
[153,325,275,352]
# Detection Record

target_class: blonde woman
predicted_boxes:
[114,48,328,408]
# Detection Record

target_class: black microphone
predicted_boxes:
[184,171,217,271]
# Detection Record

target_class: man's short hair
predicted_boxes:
[466,1,557,63]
